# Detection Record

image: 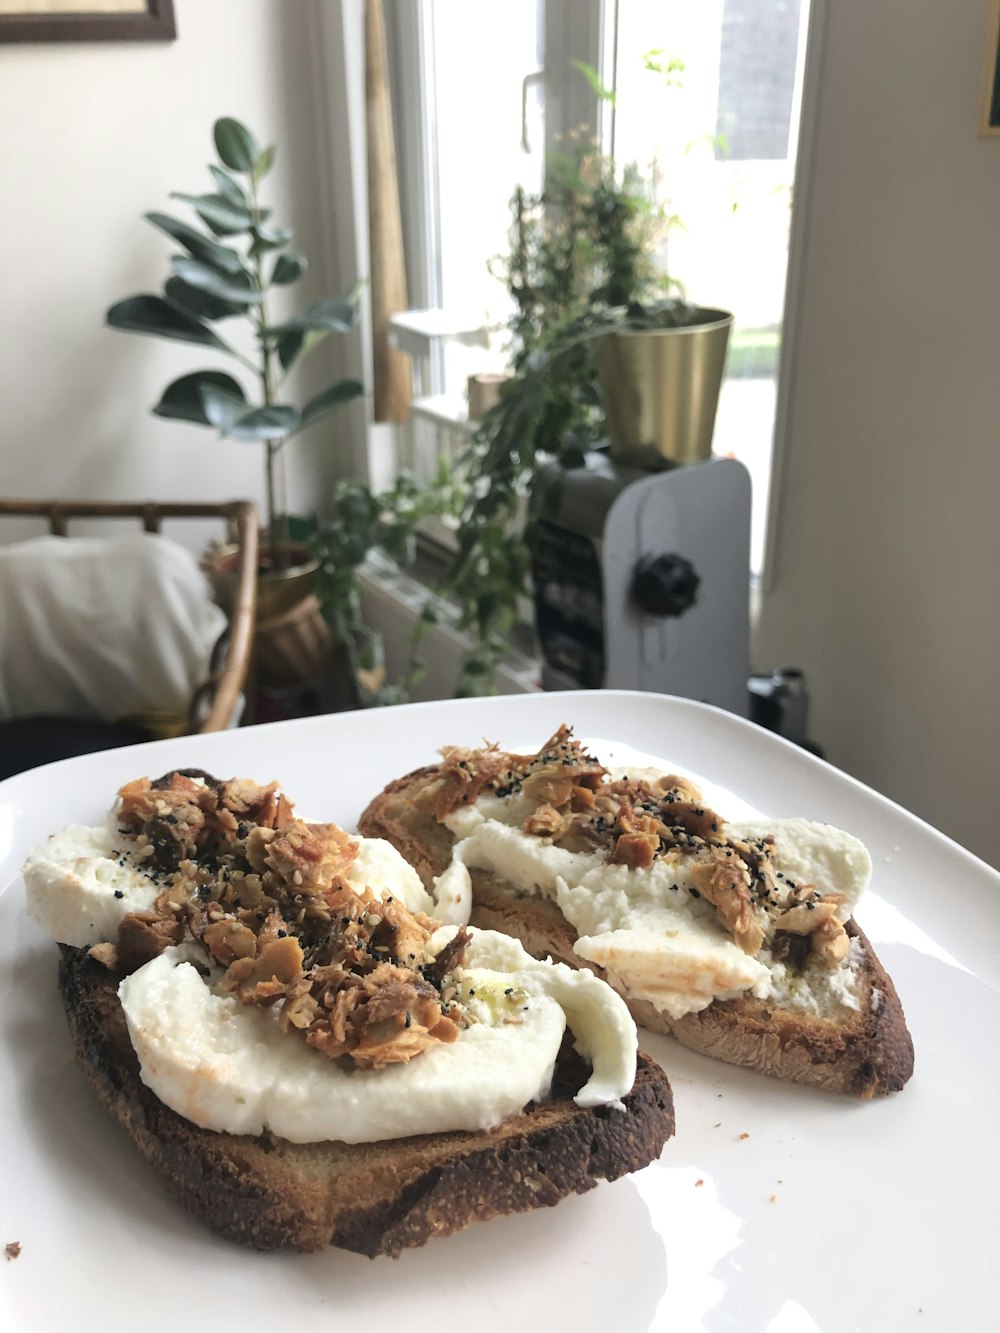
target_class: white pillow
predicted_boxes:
[0,532,228,724]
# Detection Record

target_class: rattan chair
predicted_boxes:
[0,499,258,775]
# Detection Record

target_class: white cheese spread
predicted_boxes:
[24,823,159,948]
[25,826,437,949]
[25,805,638,1142]
[117,927,635,1143]
[440,744,873,1021]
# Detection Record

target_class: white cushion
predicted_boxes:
[0,532,228,724]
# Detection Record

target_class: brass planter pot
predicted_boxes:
[208,542,320,621]
[594,308,734,469]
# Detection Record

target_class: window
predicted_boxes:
[389,0,810,572]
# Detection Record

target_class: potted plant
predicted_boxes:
[106,115,364,619]
[435,138,732,693]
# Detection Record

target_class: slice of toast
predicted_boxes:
[58,944,675,1257]
[359,766,914,1099]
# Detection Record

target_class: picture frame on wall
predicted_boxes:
[980,0,1000,136]
[0,0,175,43]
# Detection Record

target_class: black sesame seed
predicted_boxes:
[113,889,124,899]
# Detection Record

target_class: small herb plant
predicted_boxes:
[106,116,363,570]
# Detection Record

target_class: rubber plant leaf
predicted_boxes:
[170,192,255,236]
[223,404,302,441]
[164,276,248,323]
[213,117,261,174]
[207,166,248,207]
[144,213,246,274]
[252,144,276,184]
[300,379,364,428]
[268,296,359,336]
[106,295,237,353]
[276,328,327,373]
[170,255,262,304]
[271,252,307,285]
[152,371,248,428]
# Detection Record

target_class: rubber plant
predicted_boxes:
[106,116,363,571]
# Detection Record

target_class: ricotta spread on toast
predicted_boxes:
[421,728,874,1021]
[24,769,637,1143]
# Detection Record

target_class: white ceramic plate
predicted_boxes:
[0,690,994,1333]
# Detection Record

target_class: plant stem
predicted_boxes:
[249,171,285,570]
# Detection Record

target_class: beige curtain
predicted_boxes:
[364,0,413,423]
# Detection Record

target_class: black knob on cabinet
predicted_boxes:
[630,552,700,617]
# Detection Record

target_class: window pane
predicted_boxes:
[611,0,808,571]
[430,0,544,396]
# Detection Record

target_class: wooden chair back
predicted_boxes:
[0,499,258,733]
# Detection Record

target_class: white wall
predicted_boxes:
[4,0,997,870]
[758,0,1000,867]
[0,0,365,547]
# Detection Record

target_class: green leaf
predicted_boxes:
[276,327,328,373]
[164,276,248,322]
[106,295,236,353]
[213,117,261,174]
[570,58,617,106]
[224,404,301,441]
[152,371,248,427]
[208,165,248,207]
[271,252,307,285]
[144,212,246,274]
[170,192,254,236]
[170,255,262,304]
[300,379,363,428]
[253,143,276,183]
[268,296,359,337]
[249,224,294,255]
[200,380,252,429]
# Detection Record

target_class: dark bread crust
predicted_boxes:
[58,946,674,1257]
[359,767,915,1099]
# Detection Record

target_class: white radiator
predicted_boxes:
[357,559,540,702]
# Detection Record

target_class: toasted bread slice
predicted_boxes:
[359,766,914,1099]
[58,944,675,1257]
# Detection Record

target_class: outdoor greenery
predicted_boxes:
[106,116,364,571]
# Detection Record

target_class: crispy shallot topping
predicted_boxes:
[422,727,853,972]
[99,770,476,1072]
[523,803,572,841]
[214,884,468,1069]
[244,820,358,895]
[414,742,515,822]
[116,911,184,973]
[116,771,295,872]
[774,888,850,965]
[689,857,765,955]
